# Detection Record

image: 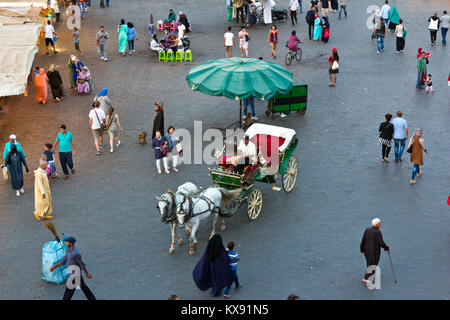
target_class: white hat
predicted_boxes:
[372,218,381,227]
[9,134,16,140]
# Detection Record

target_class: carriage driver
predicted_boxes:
[235,135,257,175]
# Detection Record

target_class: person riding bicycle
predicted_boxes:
[288,30,303,53]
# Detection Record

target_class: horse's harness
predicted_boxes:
[179,194,222,224]
[158,191,177,223]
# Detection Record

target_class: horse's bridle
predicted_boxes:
[157,192,177,223]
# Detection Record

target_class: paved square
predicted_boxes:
[0,0,448,299]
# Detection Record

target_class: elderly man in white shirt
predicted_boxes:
[235,135,257,174]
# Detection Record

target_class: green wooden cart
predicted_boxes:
[209,124,299,220]
[265,81,308,118]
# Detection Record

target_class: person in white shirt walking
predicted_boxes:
[89,101,106,155]
[391,110,408,163]
[224,26,235,58]
[44,20,58,55]
[379,0,390,27]
[289,0,300,26]
[428,12,440,46]
[394,19,406,53]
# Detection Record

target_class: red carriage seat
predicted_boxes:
[250,134,285,158]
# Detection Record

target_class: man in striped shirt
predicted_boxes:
[223,241,241,298]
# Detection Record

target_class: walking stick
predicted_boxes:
[388,251,397,283]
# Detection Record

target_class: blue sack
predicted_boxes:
[41,237,69,284]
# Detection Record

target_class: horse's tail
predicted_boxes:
[218,188,242,208]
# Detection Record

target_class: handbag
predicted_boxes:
[402,26,407,38]
[332,60,339,70]
[94,109,106,132]
[323,27,330,39]
[161,141,169,156]
[176,143,183,155]
[2,166,9,181]
[406,141,413,154]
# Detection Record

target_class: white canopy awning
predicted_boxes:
[0,1,46,96]
[0,23,41,96]
[0,1,47,8]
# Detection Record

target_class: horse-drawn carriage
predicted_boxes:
[209,123,299,220]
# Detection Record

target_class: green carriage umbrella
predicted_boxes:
[186,57,293,127]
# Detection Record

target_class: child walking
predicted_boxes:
[40,143,58,178]
[223,241,241,298]
[426,74,434,95]
[73,27,83,56]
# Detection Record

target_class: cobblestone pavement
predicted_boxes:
[0,0,448,300]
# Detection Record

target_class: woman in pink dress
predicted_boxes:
[77,66,90,94]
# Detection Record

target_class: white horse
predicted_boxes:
[155,182,199,254]
[176,187,242,255]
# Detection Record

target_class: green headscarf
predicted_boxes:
[388,5,400,25]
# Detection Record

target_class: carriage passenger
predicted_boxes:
[235,135,257,175]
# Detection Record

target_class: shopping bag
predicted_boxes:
[2,166,9,181]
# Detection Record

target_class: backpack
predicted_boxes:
[306,10,315,24]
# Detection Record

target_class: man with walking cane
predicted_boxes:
[360,218,390,287]
[50,236,96,300]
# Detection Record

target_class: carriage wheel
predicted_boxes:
[282,155,298,192]
[247,189,263,220]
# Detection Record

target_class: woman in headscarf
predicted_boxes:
[77,66,91,94]
[178,12,190,32]
[164,9,176,26]
[69,56,84,90]
[408,129,428,185]
[152,102,165,139]
[387,4,400,32]
[94,88,112,115]
[117,19,129,56]
[47,64,63,102]
[416,48,432,85]
[34,68,49,104]
[67,55,76,88]
[313,13,322,41]
[3,145,29,196]
[192,234,232,297]
[321,16,330,43]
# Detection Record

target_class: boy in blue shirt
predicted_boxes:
[223,241,241,298]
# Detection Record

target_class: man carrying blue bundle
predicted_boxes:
[50,236,96,300]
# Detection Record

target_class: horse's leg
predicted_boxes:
[209,211,218,240]
[175,223,183,245]
[189,219,199,256]
[185,222,191,235]
[169,222,176,254]
[220,218,226,232]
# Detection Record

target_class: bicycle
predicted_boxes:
[285,45,302,66]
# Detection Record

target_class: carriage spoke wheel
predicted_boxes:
[247,189,262,220]
[282,155,298,192]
